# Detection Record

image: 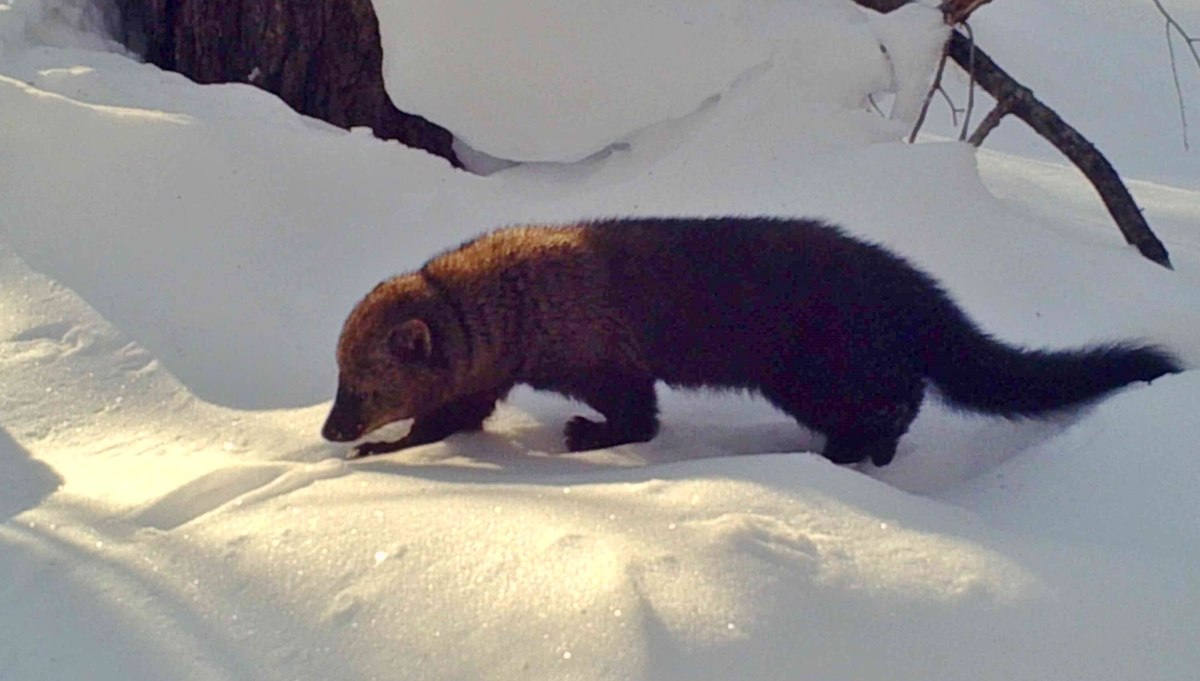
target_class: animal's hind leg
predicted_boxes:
[823,421,909,467]
[562,369,659,451]
[765,372,924,467]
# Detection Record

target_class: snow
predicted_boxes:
[916,0,1200,188]
[2,0,1199,679]
[372,0,884,163]
[866,3,949,126]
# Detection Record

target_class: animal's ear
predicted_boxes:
[386,319,433,364]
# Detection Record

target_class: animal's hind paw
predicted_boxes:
[565,415,658,451]
[821,435,901,467]
[565,416,611,452]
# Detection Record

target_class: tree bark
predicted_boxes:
[111,0,461,168]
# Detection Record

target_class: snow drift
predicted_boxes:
[1,0,1198,679]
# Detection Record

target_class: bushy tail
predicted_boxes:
[923,323,1180,417]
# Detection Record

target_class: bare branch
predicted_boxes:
[967,101,1011,146]
[940,0,996,25]
[958,22,977,141]
[906,12,978,142]
[937,87,964,126]
[909,47,953,143]
[848,0,1174,269]
[1150,0,1200,149]
[946,30,1173,269]
[1165,23,1189,149]
[867,93,887,117]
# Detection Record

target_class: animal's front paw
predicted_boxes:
[349,439,407,459]
[565,416,608,452]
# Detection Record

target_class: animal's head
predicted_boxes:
[321,275,462,443]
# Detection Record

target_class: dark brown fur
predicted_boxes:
[322,217,1179,465]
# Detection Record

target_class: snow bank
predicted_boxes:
[866,3,948,126]
[2,0,1199,680]
[0,0,128,54]
[0,70,484,409]
[373,0,887,162]
[946,371,1200,553]
[916,0,1200,188]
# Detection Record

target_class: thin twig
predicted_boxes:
[941,0,995,25]
[937,88,962,126]
[1149,0,1200,149]
[1165,24,1189,150]
[959,22,977,141]
[967,100,1010,146]
[867,93,887,117]
[909,47,953,143]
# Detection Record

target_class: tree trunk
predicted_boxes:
[112,0,461,168]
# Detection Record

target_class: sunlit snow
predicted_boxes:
[1,0,1199,680]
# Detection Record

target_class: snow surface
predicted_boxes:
[2,0,1199,679]
[916,0,1200,188]
[373,0,889,163]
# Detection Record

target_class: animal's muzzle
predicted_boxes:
[322,386,365,442]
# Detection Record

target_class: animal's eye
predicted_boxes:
[386,319,433,365]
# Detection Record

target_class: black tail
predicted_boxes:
[923,319,1180,417]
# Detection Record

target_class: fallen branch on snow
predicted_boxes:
[858,0,1173,269]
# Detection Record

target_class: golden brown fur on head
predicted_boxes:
[323,223,623,454]
[322,273,468,442]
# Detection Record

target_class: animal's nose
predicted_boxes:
[322,386,364,442]
[321,417,356,442]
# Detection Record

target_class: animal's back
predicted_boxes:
[584,217,950,389]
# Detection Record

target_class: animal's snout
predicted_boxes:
[322,386,365,442]
[321,416,360,442]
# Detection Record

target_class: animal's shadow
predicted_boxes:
[0,426,62,521]
[346,411,823,486]
[343,392,1080,493]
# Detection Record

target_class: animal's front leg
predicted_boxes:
[563,370,659,451]
[351,391,499,458]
